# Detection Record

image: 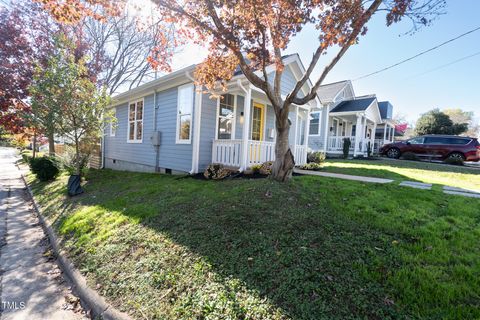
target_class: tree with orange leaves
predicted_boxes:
[35,0,445,181]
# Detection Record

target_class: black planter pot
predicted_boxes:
[67,175,84,197]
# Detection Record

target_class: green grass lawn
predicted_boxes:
[322,158,480,191]
[28,170,480,320]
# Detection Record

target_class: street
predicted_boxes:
[0,147,86,320]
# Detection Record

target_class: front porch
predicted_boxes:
[208,83,309,169]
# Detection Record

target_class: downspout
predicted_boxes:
[237,80,250,172]
[101,113,106,169]
[153,89,160,172]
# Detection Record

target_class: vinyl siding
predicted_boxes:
[198,92,217,171]
[104,85,195,173]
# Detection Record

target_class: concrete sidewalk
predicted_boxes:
[0,147,86,320]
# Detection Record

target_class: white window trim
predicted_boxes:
[110,108,117,137]
[176,83,194,144]
[215,93,237,140]
[308,111,321,136]
[127,98,144,144]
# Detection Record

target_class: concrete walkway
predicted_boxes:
[294,169,394,184]
[0,147,86,320]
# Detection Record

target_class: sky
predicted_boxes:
[169,1,480,124]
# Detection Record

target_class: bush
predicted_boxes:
[444,156,464,166]
[297,163,323,171]
[250,164,262,173]
[342,138,351,159]
[21,152,32,165]
[204,164,233,180]
[400,152,419,161]
[58,145,90,176]
[307,152,326,164]
[259,161,274,175]
[29,156,60,181]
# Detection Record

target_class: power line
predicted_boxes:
[404,50,480,80]
[353,26,480,81]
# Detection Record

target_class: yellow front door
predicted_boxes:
[251,102,265,141]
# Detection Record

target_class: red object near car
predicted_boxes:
[380,135,480,162]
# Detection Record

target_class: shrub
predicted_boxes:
[400,152,419,161]
[250,164,262,173]
[297,163,323,171]
[58,145,90,176]
[204,164,232,180]
[21,152,32,165]
[259,161,274,175]
[367,141,372,158]
[30,156,60,181]
[444,157,464,166]
[342,138,351,159]
[307,152,326,164]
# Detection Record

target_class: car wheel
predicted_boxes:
[386,148,400,159]
[447,152,465,161]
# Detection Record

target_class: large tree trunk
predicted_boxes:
[75,140,81,176]
[47,131,55,156]
[271,110,295,182]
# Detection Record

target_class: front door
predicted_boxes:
[250,102,265,164]
[251,102,265,141]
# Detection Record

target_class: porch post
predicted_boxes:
[372,121,377,153]
[391,126,395,142]
[383,124,387,142]
[304,109,310,147]
[322,107,329,153]
[353,114,362,157]
[240,85,252,171]
[293,105,298,159]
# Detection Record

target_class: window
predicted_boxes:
[309,112,320,135]
[176,83,194,143]
[408,137,424,144]
[128,100,143,142]
[217,94,235,139]
[110,108,117,137]
[351,124,356,137]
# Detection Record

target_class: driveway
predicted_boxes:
[0,147,86,320]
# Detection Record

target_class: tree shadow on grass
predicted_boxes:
[31,170,429,319]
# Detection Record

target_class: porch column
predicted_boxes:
[322,107,329,153]
[383,124,387,142]
[293,106,298,159]
[353,114,362,157]
[240,85,252,171]
[372,121,377,153]
[391,126,395,142]
[304,109,310,147]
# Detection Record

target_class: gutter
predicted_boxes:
[186,72,202,175]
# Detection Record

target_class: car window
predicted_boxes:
[449,138,471,145]
[424,137,450,144]
[409,137,424,144]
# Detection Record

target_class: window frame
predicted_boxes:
[176,83,194,144]
[215,93,237,140]
[127,99,144,143]
[308,111,321,136]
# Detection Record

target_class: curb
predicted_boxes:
[20,173,133,320]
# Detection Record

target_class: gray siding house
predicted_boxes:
[103,54,318,174]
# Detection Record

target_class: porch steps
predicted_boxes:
[294,169,394,184]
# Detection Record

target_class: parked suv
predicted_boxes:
[380,135,480,162]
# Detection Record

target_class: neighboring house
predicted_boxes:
[102,54,319,174]
[308,80,397,157]
[373,101,398,153]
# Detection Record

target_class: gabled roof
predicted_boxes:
[317,80,350,103]
[378,101,393,120]
[330,97,376,113]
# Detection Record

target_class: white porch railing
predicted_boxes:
[212,140,308,168]
[293,145,307,165]
[247,140,276,166]
[212,139,242,167]
[327,136,356,151]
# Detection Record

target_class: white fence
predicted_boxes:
[327,136,356,151]
[212,140,307,167]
